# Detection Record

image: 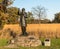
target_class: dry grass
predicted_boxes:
[2,24,60,38]
[3,24,60,32]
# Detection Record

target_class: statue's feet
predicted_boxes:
[20,32,28,36]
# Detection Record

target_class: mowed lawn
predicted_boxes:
[0,38,60,49]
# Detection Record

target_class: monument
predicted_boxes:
[18,8,28,36]
[15,8,41,47]
[5,8,41,48]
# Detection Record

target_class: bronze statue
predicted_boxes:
[18,8,28,36]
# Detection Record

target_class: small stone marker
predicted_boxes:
[44,39,51,46]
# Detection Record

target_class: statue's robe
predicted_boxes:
[20,12,27,27]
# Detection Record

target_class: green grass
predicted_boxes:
[0,39,8,46]
[0,38,60,49]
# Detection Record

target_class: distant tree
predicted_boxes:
[27,12,34,23]
[41,19,51,23]
[52,12,60,23]
[32,6,47,23]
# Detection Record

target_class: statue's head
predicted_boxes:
[22,8,25,12]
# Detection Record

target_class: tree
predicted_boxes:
[0,0,3,2]
[32,6,47,23]
[0,0,15,12]
[52,12,60,23]
[27,12,34,23]
[40,19,51,23]
[2,0,14,6]
[0,0,15,29]
[0,11,9,29]
[7,7,19,24]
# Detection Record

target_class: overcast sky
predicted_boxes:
[12,0,60,20]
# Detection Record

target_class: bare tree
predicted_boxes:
[32,6,47,23]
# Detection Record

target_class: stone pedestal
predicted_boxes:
[6,35,41,48]
[16,35,41,47]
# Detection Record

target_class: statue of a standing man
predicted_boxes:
[18,8,28,36]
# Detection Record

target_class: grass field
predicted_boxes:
[3,24,60,31]
[0,38,60,49]
[3,24,60,33]
[2,24,60,38]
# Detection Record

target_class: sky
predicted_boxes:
[12,0,60,20]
